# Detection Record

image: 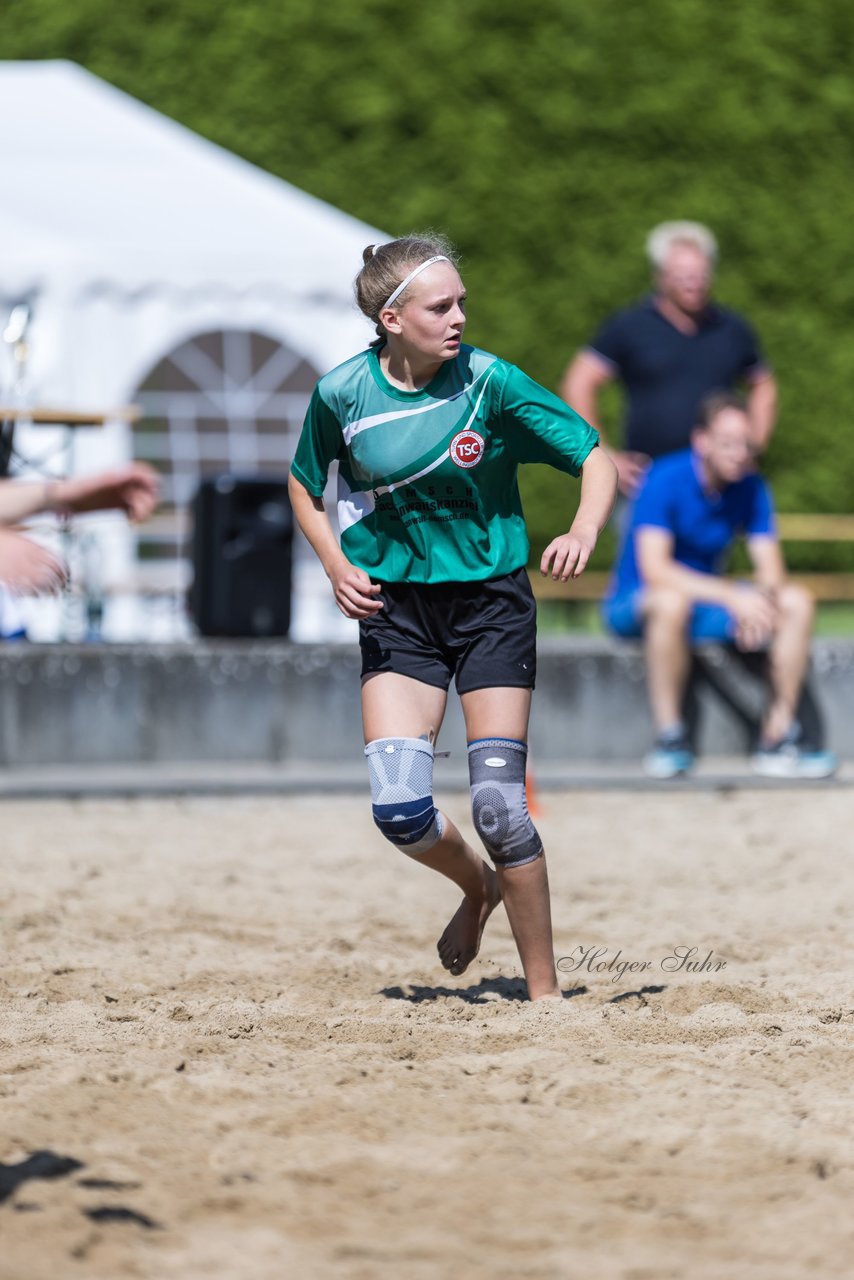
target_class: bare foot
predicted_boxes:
[437,867,501,976]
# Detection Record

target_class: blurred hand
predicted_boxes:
[540,521,599,582]
[329,561,383,620]
[0,529,67,594]
[728,585,778,650]
[609,450,650,498]
[58,463,160,522]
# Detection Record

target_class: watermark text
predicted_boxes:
[557,945,726,984]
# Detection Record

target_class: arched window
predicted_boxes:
[131,329,319,589]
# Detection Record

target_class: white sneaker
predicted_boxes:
[752,726,838,779]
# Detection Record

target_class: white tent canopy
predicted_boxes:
[0,58,382,408]
[0,60,385,640]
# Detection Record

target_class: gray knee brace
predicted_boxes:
[468,738,543,869]
[365,737,444,856]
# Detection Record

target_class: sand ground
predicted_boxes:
[1,789,852,1279]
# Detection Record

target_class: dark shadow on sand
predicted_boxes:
[608,984,667,1003]
[83,1205,160,1229]
[77,1177,142,1192]
[0,1151,84,1204]
[381,978,590,1004]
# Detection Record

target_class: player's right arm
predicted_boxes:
[287,471,382,621]
[290,384,383,620]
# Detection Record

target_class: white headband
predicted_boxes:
[382,255,450,311]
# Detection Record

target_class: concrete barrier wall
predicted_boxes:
[1,639,853,767]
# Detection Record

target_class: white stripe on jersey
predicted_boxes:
[371,368,496,497]
[337,474,376,532]
[337,368,498,529]
[342,364,494,445]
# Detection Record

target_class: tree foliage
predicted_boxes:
[3,0,853,566]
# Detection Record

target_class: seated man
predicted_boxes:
[602,392,835,778]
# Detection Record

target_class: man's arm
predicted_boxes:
[638,525,778,648]
[0,528,67,593]
[559,350,614,443]
[637,526,739,605]
[560,350,649,497]
[0,463,158,526]
[746,373,778,452]
[746,533,786,594]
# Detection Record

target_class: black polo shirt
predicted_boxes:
[588,297,768,458]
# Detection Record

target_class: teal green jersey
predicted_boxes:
[291,343,598,583]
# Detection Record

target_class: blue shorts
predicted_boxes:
[603,591,736,642]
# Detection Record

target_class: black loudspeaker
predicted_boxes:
[190,474,293,637]
[0,418,14,476]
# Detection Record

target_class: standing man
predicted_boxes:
[602,393,835,780]
[561,222,778,496]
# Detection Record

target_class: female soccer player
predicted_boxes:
[288,234,616,1001]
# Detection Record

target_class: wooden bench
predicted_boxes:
[529,513,854,604]
[129,508,854,605]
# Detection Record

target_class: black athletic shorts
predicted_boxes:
[359,566,537,694]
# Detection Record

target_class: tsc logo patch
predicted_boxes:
[450,430,485,469]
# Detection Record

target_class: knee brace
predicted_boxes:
[365,737,443,856]
[468,738,543,869]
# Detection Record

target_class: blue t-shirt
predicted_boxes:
[607,449,775,599]
[589,298,768,457]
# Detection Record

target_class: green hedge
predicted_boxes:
[3,0,853,568]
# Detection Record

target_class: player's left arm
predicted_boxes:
[540,445,617,581]
[497,363,616,578]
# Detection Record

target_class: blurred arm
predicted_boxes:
[746,533,787,595]
[560,350,649,497]
[0,463,159,526]
[638,526,743,607]
[746,373,778,452]
[0,527,67,593]
[559,350,614,445]
[638,525,778,645]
